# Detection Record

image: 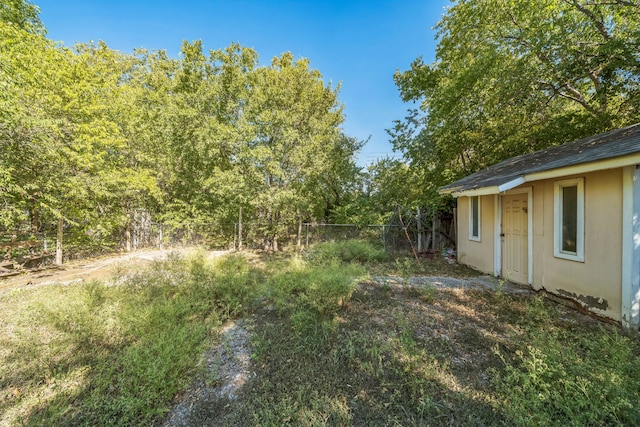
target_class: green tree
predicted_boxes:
[246,52,344,249]
[393,0,640,193]
[315,133,365,223]
[0,0,44,35]
[0,20,161,249]
[1,12,362,252]
[134,41,259,240]
[0,20,66,231]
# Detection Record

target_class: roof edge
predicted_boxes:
[440,152,640,198]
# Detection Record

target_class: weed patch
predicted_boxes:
[306,240,387,264]
[492,298,640,426]
[2,243,640,426]
[0,252,259,426]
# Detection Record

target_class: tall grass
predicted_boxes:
[0,245,366,426]
[306,239,387,264]
[492,297,640,426]
[0,251,259,426]
[3,241,639,426]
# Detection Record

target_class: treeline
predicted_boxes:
[0,1,374,250]
[7,1,636,253]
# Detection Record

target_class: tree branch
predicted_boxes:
[537,79,599,114]
[564,0,612,41]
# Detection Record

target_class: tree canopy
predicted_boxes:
[1,1,365,250]
[392,0,640,204]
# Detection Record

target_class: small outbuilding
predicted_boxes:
[439,123,640,327]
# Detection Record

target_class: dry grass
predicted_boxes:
[1,241,639,426]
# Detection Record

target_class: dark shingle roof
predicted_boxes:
[439,123,640,194]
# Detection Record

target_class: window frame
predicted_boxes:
[469,195,481,242]
[554,177,585,262]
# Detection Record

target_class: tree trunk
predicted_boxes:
[238,207,243,251]
[30,203,40,234]
[432,216,437,251]
[417,207,422,252]
[56,217,63,266]
[125,222,131,252]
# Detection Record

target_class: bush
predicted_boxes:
[307,240,387,264]
[268,259,363,317]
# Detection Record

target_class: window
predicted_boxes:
[469,195,481,241]
[554,178,584,261]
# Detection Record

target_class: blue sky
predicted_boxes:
[35,0,449,166]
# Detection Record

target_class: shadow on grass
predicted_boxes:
[210,283,509,426]
[1,253,259,426]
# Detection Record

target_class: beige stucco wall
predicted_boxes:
[532,169,623,321]
[456,168,624,321]
[457,195,495,275]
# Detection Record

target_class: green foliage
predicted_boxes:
[493,299,640,426]
[306,240,388,264]
[0,0,44,35]
[3,246,640,425]
[268,257,363,317]
[0,20,161,247]
[0,253,259,426]
[1,8,364,248]
[392,0,640,205]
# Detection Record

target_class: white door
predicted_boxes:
[502,194,529,284]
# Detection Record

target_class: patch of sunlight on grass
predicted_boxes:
[2,365,90,426]
[296,394,352,426]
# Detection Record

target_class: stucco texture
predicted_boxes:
[456,196,495,275]
[456,168,623,321]
[535,169,622,320]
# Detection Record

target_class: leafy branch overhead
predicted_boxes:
[391,0,640,199]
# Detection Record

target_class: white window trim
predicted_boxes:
[469,195,481,241]
[554,178,584,262]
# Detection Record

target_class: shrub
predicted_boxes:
[268,259,363,317]
[307,240,387,264]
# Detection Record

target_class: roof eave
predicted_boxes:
[439,153,640,198]
[439,176,525,198]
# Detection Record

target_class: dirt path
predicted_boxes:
[161,320,254,427]
[0,248,227,293]
[368,274,534,294]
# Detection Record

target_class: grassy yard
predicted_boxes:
[1,241,639,426]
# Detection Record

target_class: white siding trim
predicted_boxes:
[469,195,481,241]
[498,177,525,192]
[494,194,502,277]
[450,186,501,197]
[528,189,533,285]
[622,166,640,328]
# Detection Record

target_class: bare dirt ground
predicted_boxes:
[0,248,227,293]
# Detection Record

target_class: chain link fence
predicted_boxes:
[1,207,456,273]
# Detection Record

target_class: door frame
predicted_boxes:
[494,187,533,285]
